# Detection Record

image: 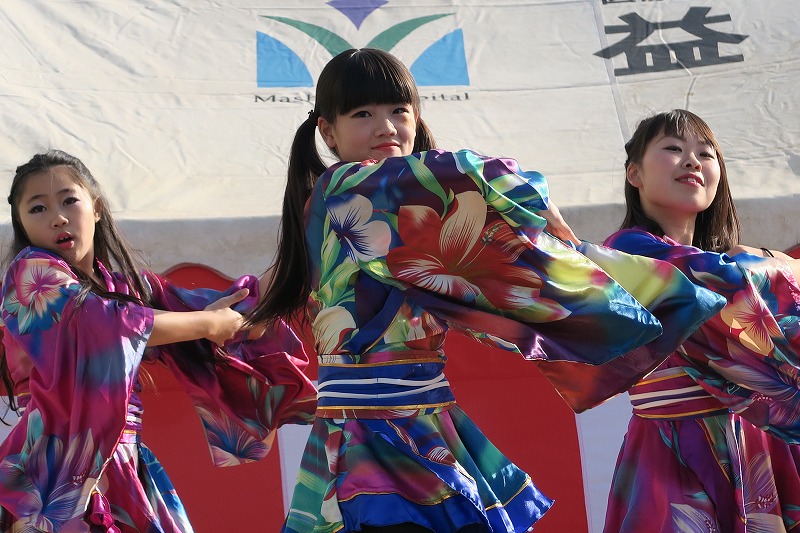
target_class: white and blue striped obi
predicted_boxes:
[315,350,456,419]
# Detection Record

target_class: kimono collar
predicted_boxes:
[631,226,681,247]
[95,259,116,291]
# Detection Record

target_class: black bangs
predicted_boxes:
[660,110,717,148]
[330,50,418,116]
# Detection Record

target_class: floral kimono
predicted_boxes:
[603,228,800,533]
[0,247,316,532]
[282,150,726,533]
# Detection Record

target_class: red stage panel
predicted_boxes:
[443,332,588,533]
[142,264,587,532]
[140,364,288,531]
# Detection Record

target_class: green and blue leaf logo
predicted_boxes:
[257,1,469,87]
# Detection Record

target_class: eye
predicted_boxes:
[393,105,411,114]
[664,145,681,152]
[27,204,45,214]
[351,109,371,118]
[700,150,716,159]
[64,196,80,205]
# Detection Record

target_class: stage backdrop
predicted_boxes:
[0,1,798,532]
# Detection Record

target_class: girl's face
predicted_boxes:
[318,102,417,162]
[627,130,721,227]
[17,166,100,276]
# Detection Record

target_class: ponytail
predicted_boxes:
[249,112,325,325]
[414,119,436,152]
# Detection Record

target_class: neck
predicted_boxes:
[650,212,696,246]
[76,259,103,286]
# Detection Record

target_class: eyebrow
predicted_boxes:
[663,134,714,147]
[24,187,77,204]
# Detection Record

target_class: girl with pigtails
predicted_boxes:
[252,49,725,533]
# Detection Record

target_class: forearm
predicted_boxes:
[148,310,216,347]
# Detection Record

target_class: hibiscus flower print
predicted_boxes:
[387,191,568,317]
[0,410,100,530]
[720,288,782,356]
[196,406,270,466]
[327,194,391,263]
[3,257,75,335]
[313,305,357,355]
[671,503,719,532]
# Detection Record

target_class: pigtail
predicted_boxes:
[414,118,437,152]
[249,112,325,326]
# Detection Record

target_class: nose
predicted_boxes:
[51,213,68,228]
[684,152,701,169]
[376,115,397,136]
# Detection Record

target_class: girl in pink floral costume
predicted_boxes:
[0,150,316,531]
[249,49,726,533]
[603,109,800,533]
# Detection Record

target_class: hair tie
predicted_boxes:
[308,109,318,120]
[761,247,775,258]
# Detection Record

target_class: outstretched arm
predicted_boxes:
[148,288,248,346]
[728,244,800,281]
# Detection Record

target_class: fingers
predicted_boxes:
[555,225,580,246]
[205,288,250,311]
[209,308,246,345]
[541,203,579,245]
[222,288,250,306]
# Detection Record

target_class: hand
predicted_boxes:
[541,201,579,245]
[204,288,267,340]
[204,288,249,311]
[204,289,248,345]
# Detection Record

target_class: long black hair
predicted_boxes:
[250,48,436,325]
[3,150,155,410]
[621,109,740,252]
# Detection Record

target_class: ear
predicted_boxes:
[93,199,101,223]
[626,162,642,188]
[317,117,337,149]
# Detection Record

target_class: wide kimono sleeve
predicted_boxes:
[144,272,317,466]
[310,149,726,411]
[0,247,153,529]
[605,228,800,442]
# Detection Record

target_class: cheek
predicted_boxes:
[706,165,722,192]
[707,177,721,200]
[404,124,417,144]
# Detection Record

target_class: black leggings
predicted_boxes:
[359,525,487,533]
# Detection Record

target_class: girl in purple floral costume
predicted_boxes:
[0,150,316,531]
[603,109,800,533]
[249,49,726,533]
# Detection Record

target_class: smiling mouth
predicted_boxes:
[677,175,704,186]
